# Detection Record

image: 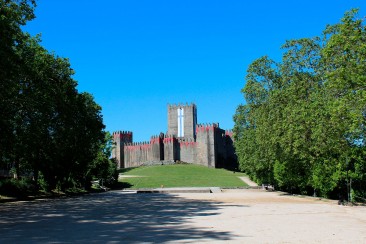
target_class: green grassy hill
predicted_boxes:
[119,164,247,188]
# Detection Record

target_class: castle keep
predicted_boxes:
[112,103,237,169]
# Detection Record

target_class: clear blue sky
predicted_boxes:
[24,0,366,142]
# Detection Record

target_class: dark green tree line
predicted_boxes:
[234,9,366,200]
[0,0,117,194]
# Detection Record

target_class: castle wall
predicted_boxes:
[178,139,197,163]
[163,136,178,161]
[124,143,150,168]
[214,128,227,168]
[224,130,238,170]
[150,135,163,161]
[123,135,163,168]
[195,124,217,167]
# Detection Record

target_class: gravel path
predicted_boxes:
[239,176,258,187]
[0,189,365,243]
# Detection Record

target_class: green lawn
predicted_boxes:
[119,164,248,188]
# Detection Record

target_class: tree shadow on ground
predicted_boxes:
[118,167,138,174]
[111,181,133,190]
[0,191,248,243]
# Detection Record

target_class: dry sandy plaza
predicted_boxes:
[0,189,365,243]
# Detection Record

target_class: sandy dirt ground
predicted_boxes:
[174,189,366,243]
[0,189,365,243]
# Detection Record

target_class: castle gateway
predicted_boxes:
[112,103,237,169]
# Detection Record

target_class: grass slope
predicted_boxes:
[119,164,248,188]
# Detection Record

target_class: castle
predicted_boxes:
[112,103,237,169]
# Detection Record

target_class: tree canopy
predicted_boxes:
[234,9,366,200]
[0,0,117,193]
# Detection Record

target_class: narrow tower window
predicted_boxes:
[177,108,184,137]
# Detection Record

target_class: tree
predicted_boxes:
[0,0,36,171]
[234,9,366,198]
[88,132,118,188]
[0,0,113,194]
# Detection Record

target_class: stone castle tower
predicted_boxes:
[112,103,237,169]
[111,131,132,168]
[167,103,197,139]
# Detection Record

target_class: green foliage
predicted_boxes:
[88,132,118,187]
[36,171,49,192]
[0,0,112,194]
[0,178,35,197]
[234,9,366,199]
[119,164,248,188]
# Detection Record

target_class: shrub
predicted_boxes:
[0,178,36,197]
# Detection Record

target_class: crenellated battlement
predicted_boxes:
[167,102,196,109]
[177,137,195,143]
[113,130,133,135]
[178,137,197,147]
[150,134,163,144]
[163,134,177,143]
[125,141,152,150]
[225,130,233,137]
[195,123,219,133]
[113,130,133,143]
